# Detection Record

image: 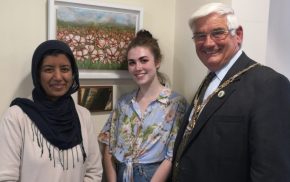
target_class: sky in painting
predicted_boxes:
[56,6,137,26]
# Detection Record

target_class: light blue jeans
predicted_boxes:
[116,162,161,182]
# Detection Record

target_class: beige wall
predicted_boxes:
[0,0,176,134]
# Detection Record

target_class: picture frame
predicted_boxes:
[48,0,143,79]
[78,85,113,112]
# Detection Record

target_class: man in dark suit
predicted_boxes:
[171,2,290,182]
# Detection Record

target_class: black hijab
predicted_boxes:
[11,40,86,161]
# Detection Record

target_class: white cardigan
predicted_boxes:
[0,104,102,182]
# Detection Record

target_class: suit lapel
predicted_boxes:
[181,52,256,153]
[186,83,236,144]
[222,52,255,81]
[173,104,193,160]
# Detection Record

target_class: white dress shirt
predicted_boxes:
[189,49,243,122]
[203,49,243,101]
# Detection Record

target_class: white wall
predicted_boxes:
[266,0,290,79]
[232,0,270,64]
[0,0,176,134]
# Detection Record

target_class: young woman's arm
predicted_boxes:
[103,145,117,182]
[150,159,172,182]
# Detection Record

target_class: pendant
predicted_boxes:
[218,90,225,98]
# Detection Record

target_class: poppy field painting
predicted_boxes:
[48,0,143,78]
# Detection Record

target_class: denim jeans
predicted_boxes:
[116,162,161,182]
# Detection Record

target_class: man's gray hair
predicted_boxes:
[189,3,240,35]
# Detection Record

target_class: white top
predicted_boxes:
[0,104,103,182]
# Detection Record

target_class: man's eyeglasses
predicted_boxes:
[192,29,235,43]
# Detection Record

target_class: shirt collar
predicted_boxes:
[214,49,243,81]
[131,87,172,105]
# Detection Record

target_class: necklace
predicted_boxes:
[185,63,260,134]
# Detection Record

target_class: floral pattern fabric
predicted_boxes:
[99,87,187,165]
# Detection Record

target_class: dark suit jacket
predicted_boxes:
[171,52,290,182]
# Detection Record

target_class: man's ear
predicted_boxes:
[235,26,243,44]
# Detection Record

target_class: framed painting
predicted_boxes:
[78,85,113,112]
[48,0,143,79]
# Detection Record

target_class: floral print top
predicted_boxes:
[98,87,187,181]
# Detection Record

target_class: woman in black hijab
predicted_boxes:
[0,40,102,182]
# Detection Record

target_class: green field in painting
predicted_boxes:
[76,59,128,70]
